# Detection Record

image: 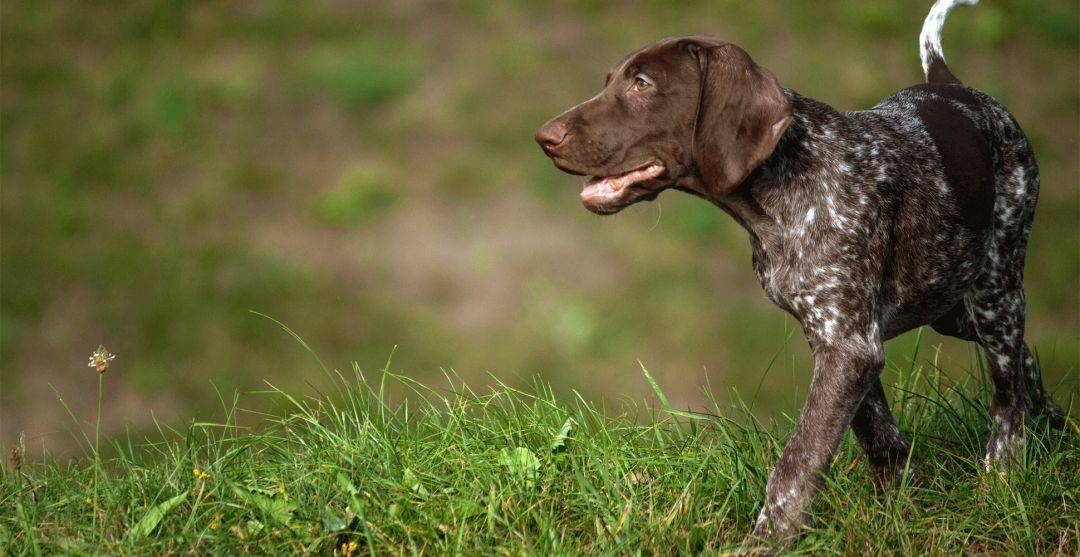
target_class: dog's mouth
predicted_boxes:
[580,163,666,214]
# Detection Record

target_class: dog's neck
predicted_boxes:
[711,89,847,257]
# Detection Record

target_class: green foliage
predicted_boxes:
[401,468,430,497]
[550,416,575,452]
[310,164,399,227]
[1,351,1077,554]
[839,0,907,37]
[138,82,194,135]
[497,447,542,488]
[231,484,296,527]
[127,492,188,540]
[303,35,425,113]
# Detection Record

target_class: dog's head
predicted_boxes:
[536,37,792,215]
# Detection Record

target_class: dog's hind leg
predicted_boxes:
[965,285,1032,470]
[933,302,1064,430]
[963,151,1061,470]
[850,379,912,482]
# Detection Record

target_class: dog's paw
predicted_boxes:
[984,418,1025,473]
[1037,400,1067,430]
[870,460,919,490]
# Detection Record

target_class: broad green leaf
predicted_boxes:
[348,495,364,519]
[336,472,358,496]
[498,447,541,488]
[402,468,429,497]
[551,417,576,453]
[261,497,295,525]
[322,506,348,533]
[248,485,277,497]
[245,519,264,535]
[232,484,295,525]
[128,492,188,539]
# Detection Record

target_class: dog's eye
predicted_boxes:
[632,75,653,92]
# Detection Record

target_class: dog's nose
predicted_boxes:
[535,121,569,153]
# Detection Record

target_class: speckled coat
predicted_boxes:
[727,83,1061,541]
[535,0,1064,547]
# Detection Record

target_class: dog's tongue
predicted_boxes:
[581,164,664,199]
[582,176,620,198]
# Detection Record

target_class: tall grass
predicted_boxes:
[2,337,1077,555]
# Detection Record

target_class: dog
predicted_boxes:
[536,0,1064,544]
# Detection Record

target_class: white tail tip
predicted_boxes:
[919,0,980,78]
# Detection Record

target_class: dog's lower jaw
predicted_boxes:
[579,163,666,214]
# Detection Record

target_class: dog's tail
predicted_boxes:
[919,0,979,83]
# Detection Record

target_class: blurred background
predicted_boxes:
[2,0,1077,455]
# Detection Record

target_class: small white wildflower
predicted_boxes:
[88,345,115,374]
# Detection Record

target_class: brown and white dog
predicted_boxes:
[536,0,1063,545]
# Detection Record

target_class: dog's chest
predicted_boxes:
[751,226,867,319]
[753,247,799,314]
[745,172,888,329]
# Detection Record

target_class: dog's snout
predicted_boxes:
[536,120,569,153]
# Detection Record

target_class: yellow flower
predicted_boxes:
[193,467,210,480]
[84,498,92,505]
[88,345,115,374]
[337,540,359,557]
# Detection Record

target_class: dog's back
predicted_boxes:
[752,0,1035,338]
[850,0,1041,335]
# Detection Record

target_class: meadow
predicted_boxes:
[1,0,1078,553]
[3,335,1077,554]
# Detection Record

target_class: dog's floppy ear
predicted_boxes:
[687,42,792,196]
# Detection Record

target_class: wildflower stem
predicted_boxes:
[93,371,103,537]
[85,345,113,538]
[95,371,103,457]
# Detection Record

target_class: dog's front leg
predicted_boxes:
[751,334,885,544]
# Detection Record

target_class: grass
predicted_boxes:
[2,337,1077,555]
